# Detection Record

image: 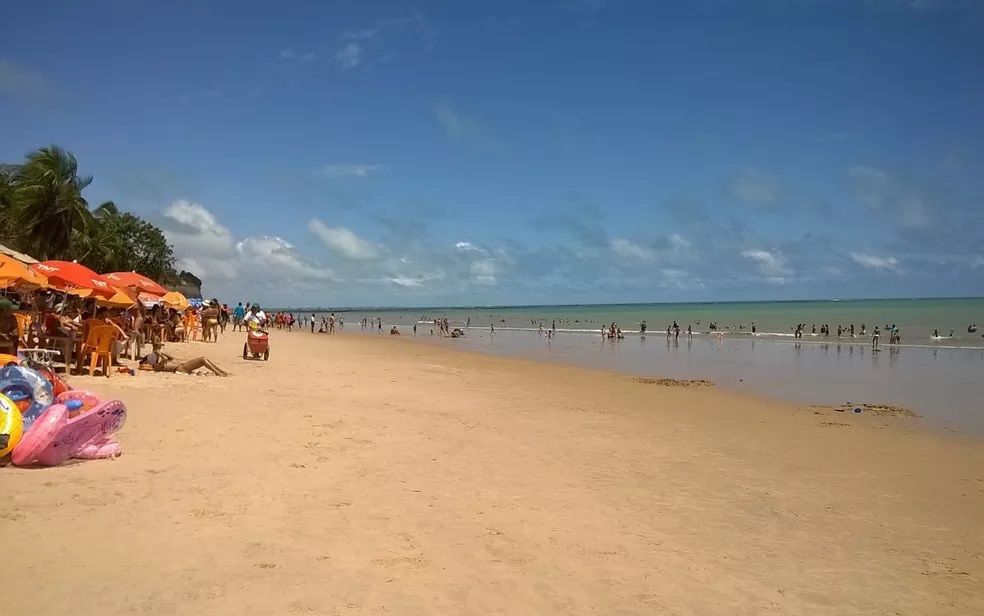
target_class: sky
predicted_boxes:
[1,0,983,307]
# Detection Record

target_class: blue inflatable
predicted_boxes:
[0,365,54,430]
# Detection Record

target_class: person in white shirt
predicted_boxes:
[243,305,267,330]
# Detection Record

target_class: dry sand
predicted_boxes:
[2,330,982,615]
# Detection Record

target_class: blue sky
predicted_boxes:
[2,0,983,307]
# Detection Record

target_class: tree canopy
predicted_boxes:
[0,145,192,287]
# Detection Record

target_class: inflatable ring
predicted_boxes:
[36,399,127,467]
[0,365,53,430]
[56,390,101,418]
[11,403,68,466]
[0,392,23,458]
[0,353,21,366]
[35,365,70,397]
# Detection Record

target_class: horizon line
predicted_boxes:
[264,295,984,313]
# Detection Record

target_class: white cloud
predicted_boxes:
[610,238,655,262]
[454,241,480,252]
[334,43,362,69]
[669,233,690,250]
[849,165,890,208]
[160,201,335,288]
[848,165,932,229]
[307,219,380,260]
[433,101,482,141]
[237,236,335,281]
[850,252,900,272]
[742,249,793,279]
[470,259,498,277]
[163,200,235,256]
[318,164,385,178]
[730,168,781,206]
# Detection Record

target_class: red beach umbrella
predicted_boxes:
[99,271,169,296]
[30,260,116,298]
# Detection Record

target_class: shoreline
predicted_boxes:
[339,326,983,434]
[3,330,982,614]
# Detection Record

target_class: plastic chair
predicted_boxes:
[81,324,117,377]
[13,312,31,345]
[187,314,199,341]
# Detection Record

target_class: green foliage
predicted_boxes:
[0,145,191,286]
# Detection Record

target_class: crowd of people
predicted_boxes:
[0,290,240,376]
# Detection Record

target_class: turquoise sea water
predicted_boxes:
[292,298,984,349]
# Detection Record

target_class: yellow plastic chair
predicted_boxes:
[13,312,31,345]
[81,324,117,377]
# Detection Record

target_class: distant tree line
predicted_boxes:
[0,145,196,288]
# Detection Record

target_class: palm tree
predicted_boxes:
[8,146,93,260]
[0,164,21,238]
[75,201,126,271]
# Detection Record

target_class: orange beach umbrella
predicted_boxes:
[162,291,190,311]
[0,255,48,289]
[99,271,169,296]
[96,288,137,308]
[30,260,116,298]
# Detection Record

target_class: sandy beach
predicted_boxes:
[2,330,982,615]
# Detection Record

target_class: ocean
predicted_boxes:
[291,298,984,348]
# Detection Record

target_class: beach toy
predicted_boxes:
[10,403,68,466]
[0,392,23,458]
[56,390,101,418]
[75,436,122,460]
[35,399,127,467]
[0,353,20,366]
[0,365,54,429]
[35,365,71,397]
[12,399,126,467]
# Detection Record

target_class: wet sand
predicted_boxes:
[1,331,982,615]
[399,327,984,433]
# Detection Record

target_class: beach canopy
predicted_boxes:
[30,260,116,298]
[99,271,169,296]
[96,287,137,308]
[162,290,190,311]
[0,254,48,289]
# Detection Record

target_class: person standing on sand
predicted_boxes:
[233,302,245,332]
[329,312,336,334]
[872,326,881,349]
[377,317,382,333]
[310,313,315,333]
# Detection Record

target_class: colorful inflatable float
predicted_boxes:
[1,392,23,458]
[12,398,126,466]
[0,356,129,467]
[0,364,54,430]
